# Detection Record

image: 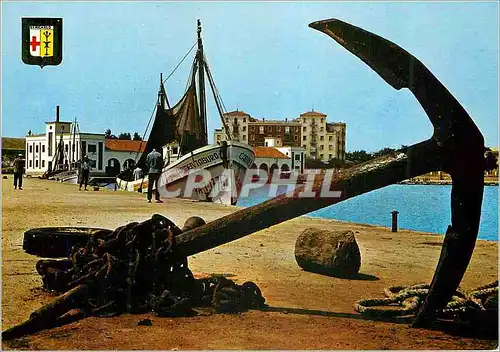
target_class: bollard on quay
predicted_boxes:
[391,210,399,232]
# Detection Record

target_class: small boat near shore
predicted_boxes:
[116,20,255,205]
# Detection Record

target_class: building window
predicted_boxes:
[303,118,306,123]
[303,145,307,149]
[42,160,45,168]
[320,154,324,159]
[303,136,307,141]
[320,127,324,132]
[216,135,221,141]
[320,145,324,150]
[234,118,237,124]
[320,136,324,141]
[259,126,264,134]
[268,126,272,132]
[251,126,255,131]
[321,118,324,123]
[277,140,280,145]
[35,160,39,168]
[48,132,53,156]
[42,145,45,153]
[29,160,32,168]
[251,135,255,141]
[285,127,290,134]
[242,126,246,132]
[65,144,68,152]
[303,126,307,132]
[29,144,32,153]
[329,154,332,159]
[294,135,298,141]
[329,145,333,151]
[295,154,301,161]
[329,136,333,141]
[88,144,97,153]
[172,147,178,154]
[243,118,246,123]
[35,145,39,153]
[49,126,52,130]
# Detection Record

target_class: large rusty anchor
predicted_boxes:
[308,18,485,327]
[175,19,485,328]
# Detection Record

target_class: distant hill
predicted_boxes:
[2,137,25,150]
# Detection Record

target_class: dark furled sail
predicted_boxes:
[137,75,205,168]
[172,79,206,154]
[131,20,227,173]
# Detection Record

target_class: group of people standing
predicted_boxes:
[9,148,164,203]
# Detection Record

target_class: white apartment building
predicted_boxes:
[299,111,346,163]
[214,110,346,163]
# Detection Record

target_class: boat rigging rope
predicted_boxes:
[203,54,231,140]
[354,281,498,319]
[163,40,197,84]
[133,102,158,163]
[203,53,228,113]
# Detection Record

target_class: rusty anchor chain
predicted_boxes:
[2,215,266,341]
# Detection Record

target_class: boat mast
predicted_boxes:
[158,73,164,109]
[197,19,208,144]
[71,117,76,168]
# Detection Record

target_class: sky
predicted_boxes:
[1,1,498,152]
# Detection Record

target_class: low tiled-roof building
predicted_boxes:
[24,105,149,176]
[105,139,147,153]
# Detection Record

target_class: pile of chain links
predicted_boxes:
[35,214,266,317]
[354,281,498,321]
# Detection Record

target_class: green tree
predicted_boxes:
[104,129,117,139]
[327,158,345,168]
[372,147,396,158]
[118,132,132,140]
[132,132,142,141]
[345,150,372,164]
[484,147,498,172]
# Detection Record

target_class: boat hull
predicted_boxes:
[116,141,255,205]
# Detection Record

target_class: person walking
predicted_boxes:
[79,155,91,191]
[146,148,163,203]
[12,154,25,190]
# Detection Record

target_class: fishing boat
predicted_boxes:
[116,20,255,205]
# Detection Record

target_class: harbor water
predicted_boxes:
[236,184,499,241]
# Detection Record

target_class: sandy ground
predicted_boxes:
[1,177,498,350]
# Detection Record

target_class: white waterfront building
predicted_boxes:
[25,106,146,177]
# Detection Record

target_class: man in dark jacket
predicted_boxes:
[146,148,163,203]
[79,155,91,191]
[12,154,25,190]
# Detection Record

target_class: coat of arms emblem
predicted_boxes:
[22,18,62,67]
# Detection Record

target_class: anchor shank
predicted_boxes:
[176,141,437,257]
